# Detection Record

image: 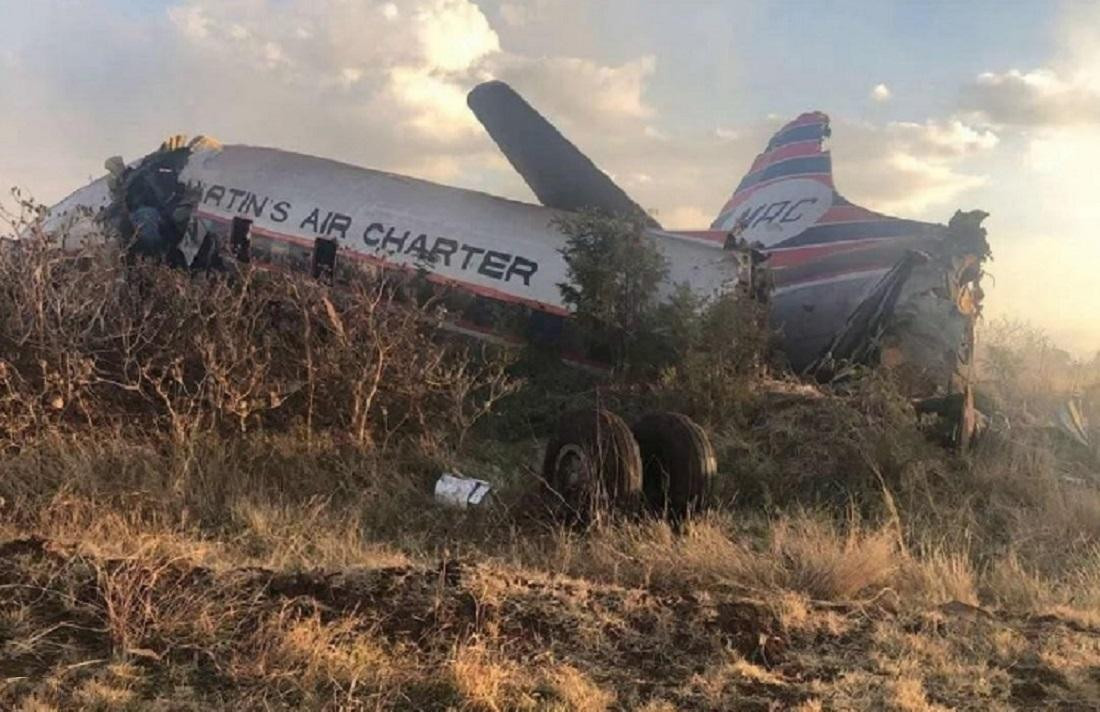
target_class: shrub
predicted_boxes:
[553,209,771,427]
[554,209,670,370]
[0,211,518,450]
[650,291,771,427]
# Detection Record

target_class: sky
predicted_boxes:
[1,0,1098,355]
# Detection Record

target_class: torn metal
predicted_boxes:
[1055,398,1091,450]
[809,210,990,447]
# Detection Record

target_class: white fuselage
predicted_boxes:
[48,145,745,314]
[115,144,743,315]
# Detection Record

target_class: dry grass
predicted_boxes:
[525,511,898,601]
[3,425,1100,710]
[1,212,1099,709]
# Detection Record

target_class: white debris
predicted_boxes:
[434,473,492,509]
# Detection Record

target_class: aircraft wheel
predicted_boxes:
[543,409,642,519]
[632,412,716,519]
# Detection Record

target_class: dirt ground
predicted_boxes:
[4,536,1100,711]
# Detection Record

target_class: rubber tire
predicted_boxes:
[632,412,717,519]
[542,408,643,519]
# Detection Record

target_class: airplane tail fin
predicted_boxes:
[710,112,838,245]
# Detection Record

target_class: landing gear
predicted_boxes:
[543,409,716,521]
[633,412,716,519]
[542,409,642,520]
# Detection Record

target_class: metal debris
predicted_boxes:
[434,473,493,509]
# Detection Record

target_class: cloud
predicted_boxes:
[488,55,657,132]
[960,68,1100,126]
[414,0,500,73]
[167,5,212,39]
[164,0,500,142]
[162,0,652,145]
[659,205,712,229]
[0,1,515,205]
[0,0,676,212]
[498,2,530,27]
[495,0,561,28]
[0,2,187,203]
[960,1,1100,131]
[829,119,997,215]
[871,83,892,102]
[888,119,999,158]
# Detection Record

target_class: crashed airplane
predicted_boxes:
[44,80,988,444]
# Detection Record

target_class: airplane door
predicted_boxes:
[312,237,337,282]
[230,217,252,263]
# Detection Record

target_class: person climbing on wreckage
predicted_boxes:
[102,135,222,272]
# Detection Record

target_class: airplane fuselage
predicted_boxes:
[41,138,957,373]
[167,145,748,317]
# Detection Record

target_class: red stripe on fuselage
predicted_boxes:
[765,239,889,268]
[665,231,904,270]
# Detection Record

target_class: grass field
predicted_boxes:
[1,225,1099,710]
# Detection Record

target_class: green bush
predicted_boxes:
[554,209,771,426]
[554,210,670,371]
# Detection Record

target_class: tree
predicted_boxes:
[554,210,669,369]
